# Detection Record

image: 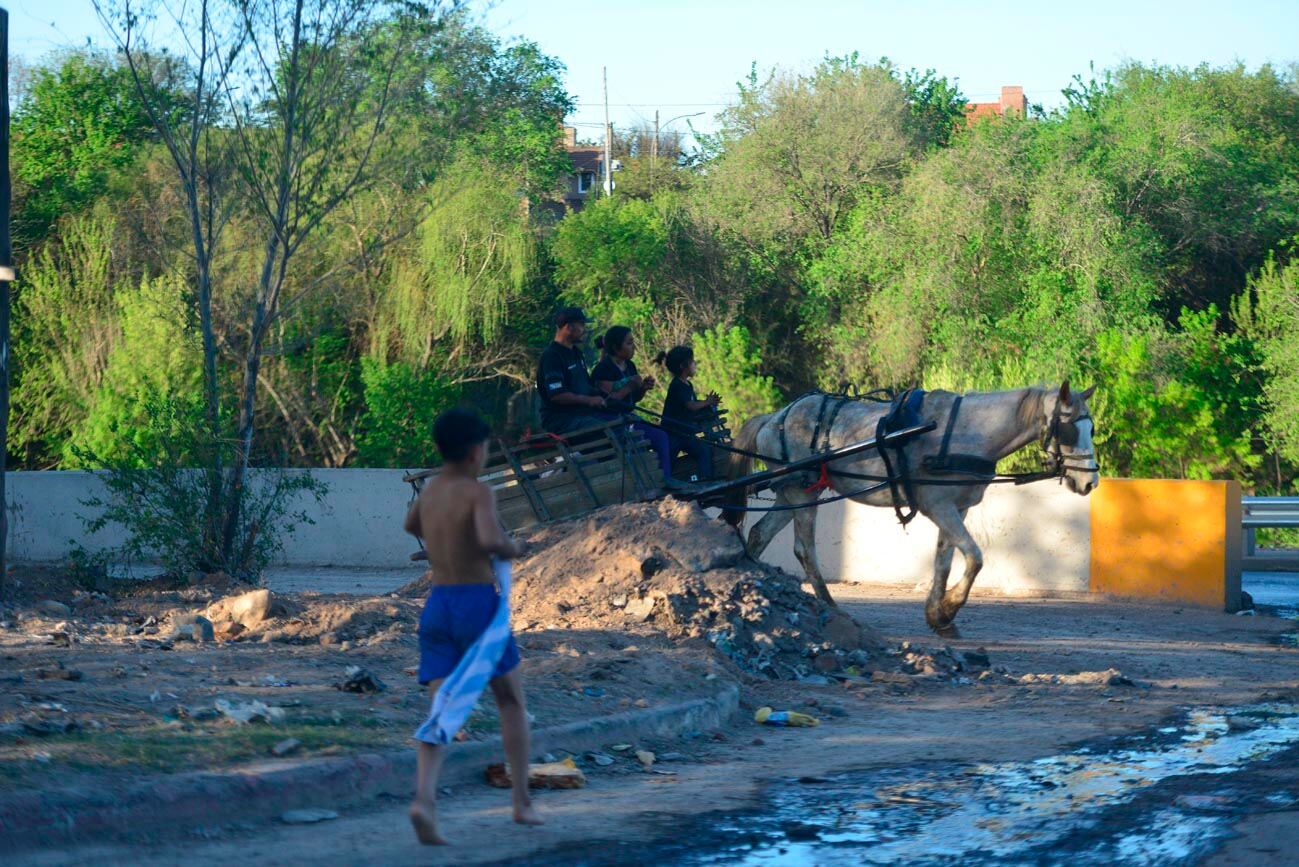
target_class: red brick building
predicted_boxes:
[965,86,1028,124]
[561,126,604,212]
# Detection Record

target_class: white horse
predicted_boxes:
[723,383,1099,636]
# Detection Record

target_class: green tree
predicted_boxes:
[11,51,165,247]
[1234,248,1299,468]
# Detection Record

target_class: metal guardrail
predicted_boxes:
[1243,496,1299,556]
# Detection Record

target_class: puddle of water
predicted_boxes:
[662,703,1299,866]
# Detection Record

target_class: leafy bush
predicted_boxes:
[356,359,463,467]
[73,397,326,581]
[692,325,782,425]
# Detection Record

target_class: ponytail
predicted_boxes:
[653,350,668,367]
[598,325,632,358]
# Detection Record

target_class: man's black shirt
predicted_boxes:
[537,341,598,427]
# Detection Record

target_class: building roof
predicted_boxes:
[569,147,603,173]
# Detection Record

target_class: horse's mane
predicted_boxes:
[1015,386,1047,432]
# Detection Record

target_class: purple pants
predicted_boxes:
[596,414,672,479]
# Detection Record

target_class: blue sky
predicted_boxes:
[8,0,1299,142]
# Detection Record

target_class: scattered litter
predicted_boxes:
[279,809,338,825]
[582,686,605,697]
[486,757,587,789]
[214,698,285,725]
[636,750,656,769]
[270,737,302,757]
[588,752,615,767]
[755,707,820,727]
[36,667,82,681]
[611,743,633,752]
[334,666,386,694]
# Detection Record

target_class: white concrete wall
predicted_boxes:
[8,470,1090,590]
[6,469,419,569]
[750,482,1091,595]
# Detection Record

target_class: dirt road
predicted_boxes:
[20,583,1298,866]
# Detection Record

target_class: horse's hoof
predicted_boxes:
[929,621,961,639]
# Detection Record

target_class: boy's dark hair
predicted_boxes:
[434,408,490,462]
[653,345,694,377]
[596,325,632,357]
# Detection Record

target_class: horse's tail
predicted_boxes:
[721,411,775,527]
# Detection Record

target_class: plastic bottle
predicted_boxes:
[754,706,820,727]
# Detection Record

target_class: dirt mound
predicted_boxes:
[238,596,416,645]
[499,499,882,680]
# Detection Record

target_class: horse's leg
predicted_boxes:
[925,504,981,636]
[793,502,835,606]
[925,527,957,632]
[744,493,796,559]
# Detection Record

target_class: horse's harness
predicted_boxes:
[771,388,1096,526]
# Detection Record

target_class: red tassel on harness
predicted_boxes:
[805,463,832,495]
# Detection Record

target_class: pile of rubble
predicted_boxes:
[498,499,883,681]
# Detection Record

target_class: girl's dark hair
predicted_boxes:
[653,345,694,377]
[595,325,632,357]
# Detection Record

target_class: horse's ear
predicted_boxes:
[1058,380,1071,403]
[1079,384,1096,401]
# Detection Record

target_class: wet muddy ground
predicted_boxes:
[23,577,1299,867]
[539,703,1299,866]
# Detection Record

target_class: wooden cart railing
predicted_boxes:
[404,418,667,532]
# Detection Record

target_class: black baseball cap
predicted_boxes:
[555,306,589,327]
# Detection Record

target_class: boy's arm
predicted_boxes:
[472,485,525,559]
[403,499,422,537]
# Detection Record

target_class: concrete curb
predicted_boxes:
[0,682,740,852]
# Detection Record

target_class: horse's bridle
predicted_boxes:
[1042,400,1098,477]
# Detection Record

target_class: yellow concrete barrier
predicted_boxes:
[1090,478,1242,611]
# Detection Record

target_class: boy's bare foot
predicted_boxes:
[409,799,448,845]
[513,803,545,826]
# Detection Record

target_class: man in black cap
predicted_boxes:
[536,307,609,435]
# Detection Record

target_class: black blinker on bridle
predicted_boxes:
[1042,400,1096,477]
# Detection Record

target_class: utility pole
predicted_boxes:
[602,66,612,197]
[0,9,12,591]
[652,109,659,197]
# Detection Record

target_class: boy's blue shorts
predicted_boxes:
[418,584,520,685]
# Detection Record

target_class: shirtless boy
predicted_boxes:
[403,408,542,845]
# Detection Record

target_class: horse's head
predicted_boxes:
[1044,381,1099,496]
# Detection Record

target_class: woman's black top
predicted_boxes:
[592,357,645,404]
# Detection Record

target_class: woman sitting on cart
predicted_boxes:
[656,345,720,482]
[591,325,673,482]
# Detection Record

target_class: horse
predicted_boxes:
[722,383,1099,636]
